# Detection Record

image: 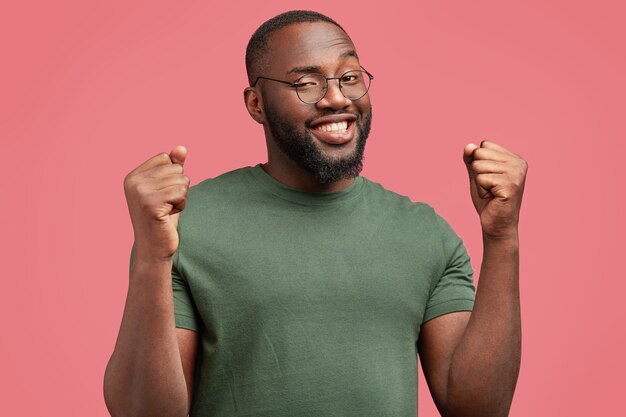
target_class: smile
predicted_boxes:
[315,121,349,133]
[310,120,356,145]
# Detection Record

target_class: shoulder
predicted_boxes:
[177,166,257,224]
[189,166,256,198]
[360,176,463,245]
[360,176,438,221]
[184,165,267,208]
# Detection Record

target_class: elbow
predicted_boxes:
[103,360,189,417]
[441,393,515,417]
[103,360,128,417]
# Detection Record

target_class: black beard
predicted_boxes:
[264,104,372,185]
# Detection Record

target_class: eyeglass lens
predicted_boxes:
[296,71,371,103]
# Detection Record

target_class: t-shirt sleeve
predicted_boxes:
[171,248,200,332]
[422,213,476,324]
[128,242,200,332]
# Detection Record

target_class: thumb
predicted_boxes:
[463,143,479,178]
[169,145,187,166]
[463,143,491,199]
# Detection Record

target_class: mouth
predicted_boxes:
[315,120,349,133]
[309,115,357,145]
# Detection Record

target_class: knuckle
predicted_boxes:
[124,169,139,182]
[134,183,146,196]
[520,159,529,172]
[123,174,133,189]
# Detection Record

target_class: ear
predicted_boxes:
[243,87,265,124]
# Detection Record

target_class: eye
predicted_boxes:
[294,74,324,89]
[341,73,362,84]
[294,81,318,88]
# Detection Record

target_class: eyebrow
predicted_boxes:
[286,50,359,75]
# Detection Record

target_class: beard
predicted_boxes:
[264,104,372,185]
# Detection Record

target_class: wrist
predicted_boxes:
[130,256,174,284]
[482,229,519,252]
[132,237,177,261]
[131,244,175,273]
[481,221,519,240]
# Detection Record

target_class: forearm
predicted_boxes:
[445,232,521,417]
[104,257,188,417]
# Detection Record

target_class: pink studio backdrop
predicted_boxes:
[1,1,624,415]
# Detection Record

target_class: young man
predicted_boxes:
[104,10,527,417]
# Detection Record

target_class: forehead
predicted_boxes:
[266,22,358,76]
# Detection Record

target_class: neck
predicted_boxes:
[260,161,356,193]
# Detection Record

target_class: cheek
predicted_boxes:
[355,96,372,116]
[266,92,311,121]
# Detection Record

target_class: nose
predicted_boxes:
[315,79,352,110]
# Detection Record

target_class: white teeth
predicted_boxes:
[316,121,348,132]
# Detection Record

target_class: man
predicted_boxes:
[104,10,527,417]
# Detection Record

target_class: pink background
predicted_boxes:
[1,1,625,415]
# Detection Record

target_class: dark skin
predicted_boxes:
[106,21,525,417]
[243,22,371,192]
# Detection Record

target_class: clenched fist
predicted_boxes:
[124,145,190,261]
[463,140,528,239]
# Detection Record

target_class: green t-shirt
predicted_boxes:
[136,164,475,416]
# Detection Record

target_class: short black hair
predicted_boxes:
[245,10,346,86]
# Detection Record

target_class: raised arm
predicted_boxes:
[103,146,198,417]
[419,140,527,417]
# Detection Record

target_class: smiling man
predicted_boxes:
[104,10,526,417]
[245,19,372,190]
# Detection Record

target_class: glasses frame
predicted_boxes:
[251,65,374,104]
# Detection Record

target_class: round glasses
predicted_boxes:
[252,67,374,104]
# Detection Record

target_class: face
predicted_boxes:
[256,22,373,184]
